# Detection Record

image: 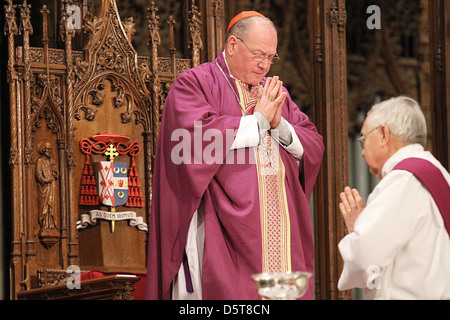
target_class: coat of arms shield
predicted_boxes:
[95,161,128,207]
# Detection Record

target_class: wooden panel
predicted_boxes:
[17,275,139,300]
[429,0,450,169]
[5,0,202,299]
[308,0,351,300]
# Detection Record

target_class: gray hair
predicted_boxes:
[365,96,427,146]
[225,16,277,43]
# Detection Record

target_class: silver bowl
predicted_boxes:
[252,271,312,300]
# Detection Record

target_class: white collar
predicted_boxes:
[381,144,425,178]
[222,51,240,82]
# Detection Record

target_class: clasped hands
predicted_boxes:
[254,76,287,128]
[339,187,367,233]
[256,79,366,235]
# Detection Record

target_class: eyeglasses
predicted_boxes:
[236,37,280,65]
[357,126,380,148]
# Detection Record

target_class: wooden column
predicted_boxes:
[309,0,351,300]
[199,0,225,62]
[5,0,22,300]
[429,0,449,170]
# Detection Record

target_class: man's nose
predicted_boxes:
[258,58,271,69]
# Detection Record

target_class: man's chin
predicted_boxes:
[249,77,264,86]
[369,168,382,180]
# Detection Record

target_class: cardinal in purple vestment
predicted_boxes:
[145,12,324,300]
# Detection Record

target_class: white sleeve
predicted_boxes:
[172,209,204,300]
[272,119,304,160]
[230,115,261,150]
[230,115,304,162]
[337,172,423,291]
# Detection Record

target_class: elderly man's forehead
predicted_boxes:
[247,19,276,33]
[360,121,369,135]
[245,22,278,45]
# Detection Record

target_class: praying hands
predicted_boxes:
[255,76,287,128]
[339,186,366,233]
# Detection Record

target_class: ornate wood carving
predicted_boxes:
[309,0,350,300]
[346,0,430,138]
[6,0,444,301]
[35,139,60,248]
[17,274,139,300]
[428,0,449,169]
[201,0,225,61]
[6,0,201,299]
[188,1,203,67]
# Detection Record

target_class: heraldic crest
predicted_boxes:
[77,132,147,232]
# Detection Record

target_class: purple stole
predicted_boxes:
[393,157,450,235]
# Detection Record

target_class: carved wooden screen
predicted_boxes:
[5,0,202,299]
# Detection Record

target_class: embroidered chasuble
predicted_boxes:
[235,81,291,274]
[145,52,324,300]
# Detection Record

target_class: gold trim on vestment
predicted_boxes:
[235,81,261,116]
[235,80,292,274]
[255,134,292,273]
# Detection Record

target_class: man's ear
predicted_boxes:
[226,36,238,57]
[379,124,390,144]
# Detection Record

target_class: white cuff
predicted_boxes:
[230,115,260,150]
[272,120,304,160]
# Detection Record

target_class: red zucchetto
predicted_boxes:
[227,11,265,33]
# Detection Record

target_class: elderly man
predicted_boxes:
[145,12,324,300]
[338,96,450,299]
